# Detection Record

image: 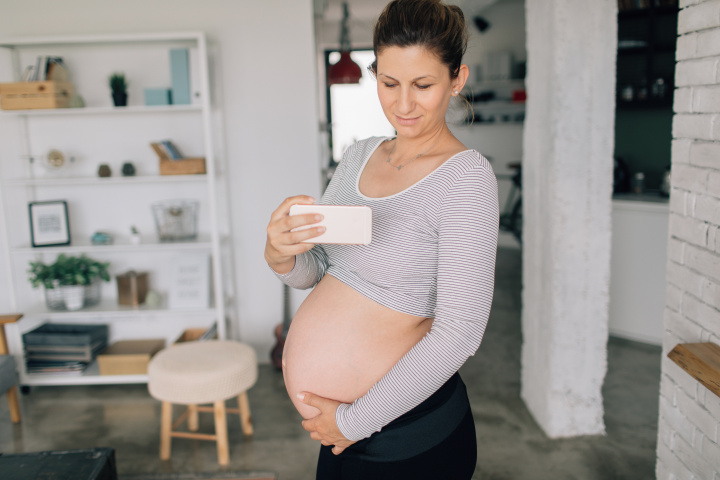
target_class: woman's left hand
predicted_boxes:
[299,392,356,455]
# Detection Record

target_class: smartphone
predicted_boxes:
[289,204,372,245]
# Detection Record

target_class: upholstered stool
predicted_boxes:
[148,340,257,465]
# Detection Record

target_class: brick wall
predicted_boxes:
[656,0,720,478]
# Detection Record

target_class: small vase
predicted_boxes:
[112,91,128,107]
[62,285,85,311]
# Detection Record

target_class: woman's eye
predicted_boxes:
[416,84,431,90]
[383,83,397,88]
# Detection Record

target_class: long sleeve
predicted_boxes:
[335,165,499,441]
[272,145,352,289]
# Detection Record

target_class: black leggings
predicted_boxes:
[316,373,477,480]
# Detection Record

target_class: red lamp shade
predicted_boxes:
[328,51,362,85]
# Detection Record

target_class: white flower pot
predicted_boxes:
[62,285,85,311]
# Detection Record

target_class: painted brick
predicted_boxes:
[665,307,704,344]
[689,141,720,168]
[680,0,702,7]
[703,434,720,472]
[698,28,720,58]
[673,114,714,140]
[670,213,709,247]
[661,374,678,404]
[709,171,720,198]
[677,33,698,61]
[714,115,720,140]
[675,87,694,113]
[667,283,684,312]
[676,59,717,86]
[662,394,697,443]
[666,260,706,297]
[702,277,720,309]
[694,85,720,112]
[672,138,693,164]
[664,357,701,397]
[695,193,720,224]
[705,385,720,420]
[683,291,720,332]
[709,225,718,251]
[677,387,718,440]
[671,164,710,192]
[678,1,720,35]
[668,237,685,263]
[685,243,720,282]
[673,432,717,479]
[658,441,695,480]
[659,414,677,449]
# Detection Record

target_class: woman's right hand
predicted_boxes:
[265,195,326,274]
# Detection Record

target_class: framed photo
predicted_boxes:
[28,200,70,247]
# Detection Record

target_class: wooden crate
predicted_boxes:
[159,157,206,175]
[97,339,165,375]
[0,81,73,110]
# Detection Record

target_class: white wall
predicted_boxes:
[0,0,322,359]
[656,0,720,477]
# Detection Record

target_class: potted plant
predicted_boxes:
[109,72,128,107]
[28,254,111,311]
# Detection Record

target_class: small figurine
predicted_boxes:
[98,164,111,177]
[121,162,136,176]
[144,290,162,308]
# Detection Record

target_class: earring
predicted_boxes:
[453,91,459,96]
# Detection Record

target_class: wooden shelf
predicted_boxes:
[22,298,217,320]
[668,343,720,398]
[3,173,207,187]
[0,104,201,117]
[10,236,213,255]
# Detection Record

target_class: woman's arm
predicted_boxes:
[335,164,499,441]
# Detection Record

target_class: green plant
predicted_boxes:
[108,72,128,94]
[28,254,111,289]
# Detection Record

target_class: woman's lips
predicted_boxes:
[395,115,420,126]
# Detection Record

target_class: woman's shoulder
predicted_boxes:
[441,148,495,179]
[340,136,393,164]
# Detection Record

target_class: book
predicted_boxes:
[170,48,191,105]
[161,140,183,159]
[150,142,171,160]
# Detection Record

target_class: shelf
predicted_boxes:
[22,298,217,319]
[4,173,207,187]
[0,104,202,117]
[11,236,213,255]
[0,31,204,48]
[668,343,720,399]
[22,359,148,386]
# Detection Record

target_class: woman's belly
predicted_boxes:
[283,274,432,419]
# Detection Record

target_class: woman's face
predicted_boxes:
[376,45,467,138]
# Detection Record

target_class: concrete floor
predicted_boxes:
[0,247,662,479]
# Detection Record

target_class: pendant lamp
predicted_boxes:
[328,2,362,85]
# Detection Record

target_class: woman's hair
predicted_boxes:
[370,0,469,79]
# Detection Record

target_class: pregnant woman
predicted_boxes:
[264,1,499,478]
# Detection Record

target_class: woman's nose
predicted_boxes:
[396,87,414,114]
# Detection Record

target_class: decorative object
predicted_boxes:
[97,339,165,375]
[98,163,111,177]
[109,72,128,107]
[130,225,141,244]
[38,149,75,173]
[152,199,199,241]
[116,270,149,307]
[68,93,85,108]
[170,48,191,105]
[91,231,113,245]
[28,253,111,310]
[150,141,206,175]
[121,161,136,176]
[0,81,73,110]
[327,3,362,85]
[144,87,172,106]
[144,289,162,308]
[28,200,70,247]
[168,253,209,309]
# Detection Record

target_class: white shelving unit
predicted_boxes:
[0,32,230,387]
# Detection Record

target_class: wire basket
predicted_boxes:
[44,279,102,311]
[151,199,199,242]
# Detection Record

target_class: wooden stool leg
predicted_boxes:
[7,386,20,423]
[214,400,229,466]
[188,404,199,431]
[160,402,173,460]
[237,391,253,435]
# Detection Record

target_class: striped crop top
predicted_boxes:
[276,136,499,441]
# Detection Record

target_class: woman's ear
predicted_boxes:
[453,64,470,94]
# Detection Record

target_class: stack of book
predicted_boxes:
[22,56,69,83]
[23,323,109,376]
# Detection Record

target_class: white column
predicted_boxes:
[521,0,617,437]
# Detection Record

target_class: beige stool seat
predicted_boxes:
[148,340,257,465]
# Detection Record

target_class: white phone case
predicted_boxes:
[289,204,372,245]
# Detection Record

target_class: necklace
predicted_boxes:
[386,130,446,171]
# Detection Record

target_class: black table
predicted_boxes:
[0,447,117,480]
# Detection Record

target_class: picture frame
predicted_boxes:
[28,200,70,247]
